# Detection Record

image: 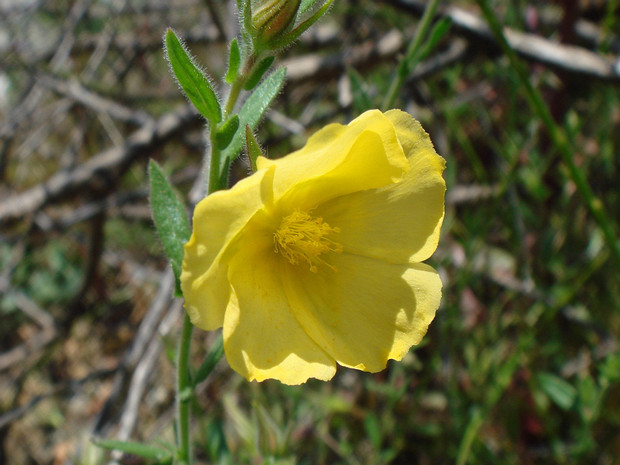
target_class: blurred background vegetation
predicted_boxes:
[1,0,620,464]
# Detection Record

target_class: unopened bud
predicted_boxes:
[251,0,301,43]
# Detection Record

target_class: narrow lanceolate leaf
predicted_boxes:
[537,372,577,411]
[225,38,241,84]
[299,0,320,14]
[220,67,286,176]
[148,160,191,296]
[215,114,240,150]
[193,333,224,386]
[418,17,452,62]
[242,0,254,35]
[92,439,172,463]
[245,124,266,171]
[244,55,275,90]
[164,28,221,125]
[347,68,372,114]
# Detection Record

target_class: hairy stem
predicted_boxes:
[224,53,257,116]
[175,45,266,465]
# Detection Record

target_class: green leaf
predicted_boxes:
[215,114,240,150]
[220,67,286,173]
[363,412,382,450]
[225,38,241,84]
[537,372,577,411]
[193,333,224,386]
[92,438,172,463]
[347,68,372,113]
[577,376,599,423]
[242,0,254,35]
[299,0,333,17]
[245,125,265,172]
[164,28,221,124]
[418,17,452,61]
[300,0,321,14]
[205,419,230,462]
[148,160,191,296]
[599,350,620,384]
[244,55,275,90]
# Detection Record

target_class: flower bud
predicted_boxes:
[243,0,333,52]
[251,0,301,43]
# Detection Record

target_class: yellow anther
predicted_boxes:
[274,210,342,272]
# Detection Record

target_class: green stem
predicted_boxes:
[176,313,194,465]
[208,139,223,193]
[475,0,620,265]
[224,77,245,116]
[177,132,223,464]
[382,0,441,110]
[175,142,222,463]
[208,54,259,193]
[224,53,257,116]
[175,46,266,465]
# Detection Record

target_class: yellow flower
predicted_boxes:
[181,109,446,384]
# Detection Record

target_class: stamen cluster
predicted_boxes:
[274,210,342,272]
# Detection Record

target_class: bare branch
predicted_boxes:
[0,105,201,224]
[385,0,620,82]
[38,75,152,126]
[0,292,57,371]
[282,30,467,83]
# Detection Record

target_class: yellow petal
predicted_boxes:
[259,110,410,209]
[223,245,337,384]
[180,167,274,330]
[284,254,442,372]
[256,123,344,171]
[385,109,444,169]
[316,113,446,264]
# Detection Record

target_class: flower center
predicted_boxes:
[274,210,343,273]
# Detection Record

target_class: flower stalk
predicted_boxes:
[175,313,194,465]
[175,37,264,462]
[224,53,257,117]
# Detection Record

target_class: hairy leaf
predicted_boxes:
[245,124,266,171]
[244,55,275,90]
[225,38,241,84]
[215,114,240,150]
[220,67,286,176]
[164,28,221,124]
[148,160,191,296]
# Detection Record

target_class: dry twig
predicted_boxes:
[385,0,620,82]
[0,105,201,223]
